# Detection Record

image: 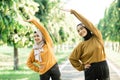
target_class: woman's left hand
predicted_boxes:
[84,64,91,69]
[24,19,33,22]
[39,64,44,70]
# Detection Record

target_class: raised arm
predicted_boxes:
[60,9,102,40]
[25,19,53,47]
[70,9,102,40]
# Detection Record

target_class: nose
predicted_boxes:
[34,36,39,41]
[79,30,82,34]
[78,30,84,36]
[34,37,38,41]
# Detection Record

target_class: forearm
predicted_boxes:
[26,50,39,72]
[70,9,102,38]
[70,9,93,29]
[69,58,84,71]
[30,19,53,46]
[26,62,39,72]
[30,19,47,34]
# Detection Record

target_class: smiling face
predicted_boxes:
[34,32,42,44]
[77,25,87,37]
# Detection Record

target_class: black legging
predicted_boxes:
[84,60,110,80]
[40,63,61,80]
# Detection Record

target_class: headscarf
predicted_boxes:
[83,27,92,41]
[33,29,45,62]
[77,23,92,41]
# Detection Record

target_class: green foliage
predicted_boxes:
[34,0,80,44]
[0,0,80,46]
[34,0,64,44]
[98,0,120,42]
[0,0,38,47]
[0,0,79,70]
[59,27,68,42]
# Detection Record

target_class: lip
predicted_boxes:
[80,32,86,37]
[79,32,84,36]
[35,39,40,41]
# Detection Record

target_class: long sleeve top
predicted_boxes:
[26,19,57,75]
[69,10,106,71]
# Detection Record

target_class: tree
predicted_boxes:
[0,0,80,70]
[98,0,120,52]
[0,0,39,70]
[34,0,79,44]
[59,27,67,42]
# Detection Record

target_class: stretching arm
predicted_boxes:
[26,19,53,47]
[70,9,102,40]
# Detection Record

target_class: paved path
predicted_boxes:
[60,60,84,80]
[60,60,120,80]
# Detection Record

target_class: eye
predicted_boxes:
[36,35,39,37]
[34,34,39,37]
[80,27,84,30]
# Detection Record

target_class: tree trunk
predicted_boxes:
[112,42,114,51]
[13,46,19,70]
[118,42,120,53]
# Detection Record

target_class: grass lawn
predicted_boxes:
[0,46,71,80]
[1,46,119,80]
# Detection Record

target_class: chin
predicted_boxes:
[81,35,86,37]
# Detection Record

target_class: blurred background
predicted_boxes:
[0,0,120,80]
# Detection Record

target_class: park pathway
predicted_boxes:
[60,60,120,80]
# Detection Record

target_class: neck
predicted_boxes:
[83,33,92,41]
[37,40,44,45]
[83,27,93,41]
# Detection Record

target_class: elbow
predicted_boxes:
[26,60,32,68]
[26,62,29,68]
[69,56,72,61]
[69,57,74,64]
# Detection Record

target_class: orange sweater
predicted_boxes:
[26,19,57,75]
[69,10,106,71]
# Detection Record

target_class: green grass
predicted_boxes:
[0,46,71,80]
[0,70,39,80]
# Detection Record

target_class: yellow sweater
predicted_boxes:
[69,10,106,71]
[26,19,57,75]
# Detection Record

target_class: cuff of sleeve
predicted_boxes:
[70,9,75,14]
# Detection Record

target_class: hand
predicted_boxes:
[59,8,71,12]
[24,19,33,22]
[39,64,44,69]
[84,64,91,69]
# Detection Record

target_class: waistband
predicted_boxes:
[91,60,107,65]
